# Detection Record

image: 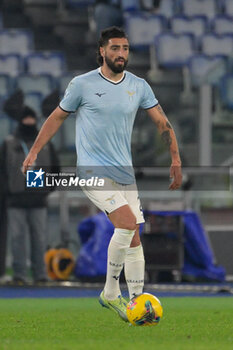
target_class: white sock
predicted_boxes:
[124,244,145,299]
[104,228,135,300]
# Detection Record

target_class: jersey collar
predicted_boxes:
[98,67,126,85]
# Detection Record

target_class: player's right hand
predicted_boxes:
[169,164,182,190]
[22,152,37,175]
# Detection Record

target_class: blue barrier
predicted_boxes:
[75,211,225,282]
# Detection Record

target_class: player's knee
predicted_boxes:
[109,205,137,231]
[126,221,137,231]
[118,217,137,231]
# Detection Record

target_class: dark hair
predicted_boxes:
[20,105,37,120]
[96,26,128,66]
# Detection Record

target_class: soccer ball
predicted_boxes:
[126,293,163,326]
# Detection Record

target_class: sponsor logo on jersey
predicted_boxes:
[95,92,106,97]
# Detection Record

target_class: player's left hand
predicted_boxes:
[169,164,182,190]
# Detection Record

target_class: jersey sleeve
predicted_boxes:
[140,79,158,110]
[59,78,82,113]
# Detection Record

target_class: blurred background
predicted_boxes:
[0,0,232,288]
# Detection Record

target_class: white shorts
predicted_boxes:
[82,178,144,224]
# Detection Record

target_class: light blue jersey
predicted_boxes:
[60,68,158,184]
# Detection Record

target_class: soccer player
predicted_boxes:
[22,27,182,322]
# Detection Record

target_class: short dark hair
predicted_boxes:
[96,26,128,66]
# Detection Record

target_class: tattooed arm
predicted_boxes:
[146,104,182,190]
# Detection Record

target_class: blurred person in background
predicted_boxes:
[22,27,182,320]
[0,106,59,285]
[94,0,162,37]
[94,0,124,36]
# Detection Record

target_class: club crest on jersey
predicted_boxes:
[126,90,136,100]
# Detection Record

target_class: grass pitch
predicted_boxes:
[0,297,232,350]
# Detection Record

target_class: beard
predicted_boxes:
[105,55,128,73]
